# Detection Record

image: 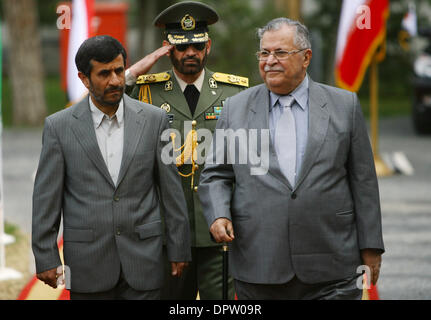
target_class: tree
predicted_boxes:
[2,0,46,126]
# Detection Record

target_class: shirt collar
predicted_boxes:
[89,96,124,128]
[269,74,309,112]
[173,68,205,93]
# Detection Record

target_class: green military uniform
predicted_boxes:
[128,0,249,300]
[129,68,247,299]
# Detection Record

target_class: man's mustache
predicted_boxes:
[264,66,284,72]
[104,86,124,94]
[181,57,200,65]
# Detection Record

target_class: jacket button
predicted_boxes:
[291,193,297,199]
[114,196,120,202]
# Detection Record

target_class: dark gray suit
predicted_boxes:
[199,80,384,287]
[32,94,191,294]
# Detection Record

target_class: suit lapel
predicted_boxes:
[248,85,292,190]
[157,70,192,119]
[71,97,115,187]
[294,79,329,191]
[193,69,223,119]
[116,95,146,188]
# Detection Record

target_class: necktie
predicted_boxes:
[184,84,200,115]
[274,95,296,186]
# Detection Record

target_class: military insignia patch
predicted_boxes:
[209,77,217,89]
[167,114,174,123]
[160,103,171,113]
[205,105,223,120]
[181,14,196,31]
[165,80,173,91]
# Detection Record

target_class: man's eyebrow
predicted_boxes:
[98,69,110,75]
[260,47,284,51]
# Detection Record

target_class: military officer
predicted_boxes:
[126,1,248,300]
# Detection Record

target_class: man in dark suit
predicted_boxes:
[199,18,384,299]
[32,35,191,299]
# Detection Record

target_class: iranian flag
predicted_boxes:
[66,0,94,103]
[335,0,390,92]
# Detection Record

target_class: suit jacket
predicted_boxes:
[32,94,191,293]
[130,68,246,247]
[198,80,385,285]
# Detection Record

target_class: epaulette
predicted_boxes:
[136,72,170,84]
[212,72,249,87]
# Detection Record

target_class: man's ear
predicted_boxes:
[206,38,212,55]
[303,49,312,69]
[78,71,90,89]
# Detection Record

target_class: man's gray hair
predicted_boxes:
[257,17,311,50]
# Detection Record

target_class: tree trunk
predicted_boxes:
[2,0,46,126]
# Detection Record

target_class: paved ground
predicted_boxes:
[376,117,431,299]
[1,115,430,299]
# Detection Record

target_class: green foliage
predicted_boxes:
[198,0,278,86]
[303,1,342,85]
[2,76,67,127]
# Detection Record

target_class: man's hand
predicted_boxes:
[171,262,188,277]
[129,45,174,78]
[210,218,235,243]
[361,249,382,285]
[36,267,62,288]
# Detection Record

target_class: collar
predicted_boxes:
[173,68,206,93]
[89,96,124,128]
[269,74,309,112]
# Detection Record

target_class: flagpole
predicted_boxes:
[0,16,22,281]
[370,54,392,177]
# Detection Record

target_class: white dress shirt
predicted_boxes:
[89,97,124,186]
[173,68,205,93]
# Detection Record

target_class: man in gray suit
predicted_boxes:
[198,18,384,299]
[32,35,191,299]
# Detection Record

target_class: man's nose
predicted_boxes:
[109,72,121,86]
[266,53,278,65]
[184,45,198,56]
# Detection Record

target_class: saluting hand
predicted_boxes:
[210,218,235,243]
[129,45,174,78]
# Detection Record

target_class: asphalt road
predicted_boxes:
[1,115,430,299]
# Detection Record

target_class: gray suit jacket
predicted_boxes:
[198,80,385,285]
[32,94,191,293]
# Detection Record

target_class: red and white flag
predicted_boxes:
[67,0,94,103]
[335,0,390,92]
[401,2,417,37]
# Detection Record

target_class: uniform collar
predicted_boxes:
[172,68,206,93]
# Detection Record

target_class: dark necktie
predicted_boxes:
[183,84,200,115]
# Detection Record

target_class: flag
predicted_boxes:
[401,2,417,37]
[66,0,94,103]
[335,0,390,92]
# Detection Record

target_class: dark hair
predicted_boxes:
[75,35,127,77]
